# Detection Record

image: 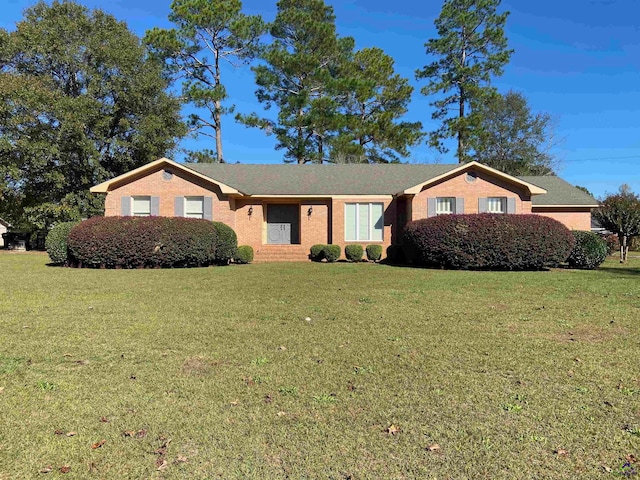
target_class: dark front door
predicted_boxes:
[267,204,300,244]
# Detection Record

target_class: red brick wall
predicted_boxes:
[331,197,395,254]
[532,208,592,231]
[104,166,235,227]
[411,169,532,220]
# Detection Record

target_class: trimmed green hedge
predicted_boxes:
[235,245,254,264]
[345,244,363,262]
[366,244,383,262]
[212,221,238,265]
[323,245,341,263]
[567,230,608,269]
[402,214,574,270]
[45,221,79,265]
[67,216,217,268]
[310,244,326,262]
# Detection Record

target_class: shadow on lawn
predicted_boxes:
[597,266,640,277]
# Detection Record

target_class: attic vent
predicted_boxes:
[466,172,478,184]
[162,170,174,181]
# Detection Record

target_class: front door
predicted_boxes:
[267,204,300,244]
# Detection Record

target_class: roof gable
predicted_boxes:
[90,158,240,195]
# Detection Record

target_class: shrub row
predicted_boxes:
[45,221,79,265]
[309,244,340,262]
[402,214,575,270]
[567,230,607,269]
[67,216,218,268]
[310,244,383,262]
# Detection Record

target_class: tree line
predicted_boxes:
[0,0,581,231]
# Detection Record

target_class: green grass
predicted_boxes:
[1,252,639,478]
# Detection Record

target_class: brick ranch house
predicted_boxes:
[90,158,598,262]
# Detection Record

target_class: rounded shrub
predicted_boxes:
[345,244,364,262]
[67,216,217,268]
[45,221,79,265]
[235,245,254,264]
[567,230,608,269]
[402,214,575,270]
[366,244,383,262]
[310,244,326,262]
[212,221,238,265]
[323,244,341,263]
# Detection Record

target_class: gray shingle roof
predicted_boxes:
[518,176,599,206]
[185,163,598,206]
[187,163,459,195]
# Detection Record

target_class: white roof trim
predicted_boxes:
[90,158,241,195]
[401,161,547,196]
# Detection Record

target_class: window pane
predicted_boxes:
[358,203,370,241]
[185,197,204,218]
[436,197,454,214]
[132,196,151,216]
[371,203,383,241]
[487,197,505,213]
[345,203,357,241]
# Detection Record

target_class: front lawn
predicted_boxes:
[0,253,639,478]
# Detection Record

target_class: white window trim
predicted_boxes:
[487,197,507,214]
[345,202,384,242]
[184,196,204,219]
[436,197,455,215]
[132,196,151,217]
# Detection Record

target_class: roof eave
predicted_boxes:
[402,161,547,196]
[90,158,241,195]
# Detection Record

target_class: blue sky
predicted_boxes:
[2,0,639,198]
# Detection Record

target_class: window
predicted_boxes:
[345,203,383,241]
[487,197,506,213]
[436,197,455,215]
[184,196,204,219]
[132,196,151,216]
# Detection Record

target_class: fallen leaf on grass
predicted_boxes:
[39,465,53,474]
[99,416,109,423]
[91,439,106,449]
[66,432,77,437]
[54,429,64,436]
[278,346,287,351]
[555,448,569,456]
[230,399,240,406]
[626,454,638,463]
[123,429,147,438]
[276,411,286,417]
[387,425,400,435]
[75,360,89,365]
[63,353,73,358]
[427,444,441,452]
[264,394,273,403]
[602,466,612,473]
[156,458,168,471]
[176,455,187,463]
[59,466,71,474]
[0,387,4,394]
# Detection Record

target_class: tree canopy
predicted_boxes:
[0,0,185,229]
[469,91,558,175]
[145,0,265,163]
[593,185,640,263]
[416,0,512,162]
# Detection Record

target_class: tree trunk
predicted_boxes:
[458,90,464,163]
[214,102,224,163]
[214,48,224,163]
[620,234,627,263]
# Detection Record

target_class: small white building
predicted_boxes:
[0,218,10,248]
